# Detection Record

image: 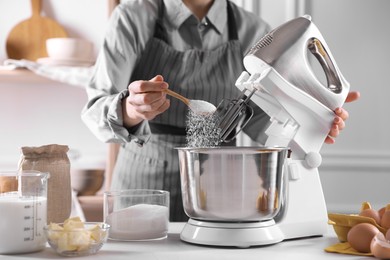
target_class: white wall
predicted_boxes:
[0,76,107,170]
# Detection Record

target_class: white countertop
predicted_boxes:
[0,223,372,260]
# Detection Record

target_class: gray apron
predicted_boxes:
[111,0,244,221]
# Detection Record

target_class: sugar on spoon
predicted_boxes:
[163,89,216,114]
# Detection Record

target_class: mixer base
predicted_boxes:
[180,219,284,247]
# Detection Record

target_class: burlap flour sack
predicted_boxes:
[18,144,71,223]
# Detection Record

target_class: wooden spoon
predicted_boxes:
[6,0,68,61]
[163,89,216,114]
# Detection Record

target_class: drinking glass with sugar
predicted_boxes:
[103,189,169,241]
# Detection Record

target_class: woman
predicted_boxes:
[82,0,359,221]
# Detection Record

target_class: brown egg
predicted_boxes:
[360,208,381,224]
[371,232,390,259]
[379,207,386,219]
[347,223,380,253]
[380,204,390,229]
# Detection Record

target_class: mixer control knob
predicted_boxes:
[305,152,322,168]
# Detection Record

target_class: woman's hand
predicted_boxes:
[122,75,170,128]
[325,91,361,144]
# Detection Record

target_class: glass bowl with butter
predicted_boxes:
[44,217,109,257]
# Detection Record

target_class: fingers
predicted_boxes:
[131,95,169,113]
[333,114,346,131]
[327,123,339,140]
[345,91,360,103]
[129,90,166,107]
[325,135,335,144]
[326,107,347,144]
[335,107,349,122]
[324,91,359,145]
[123,75,171,125]
[127,86,169,118]
[131,99,170,121]
[129,77,168,94]
[150,75,164,82]
[127,75,169,106]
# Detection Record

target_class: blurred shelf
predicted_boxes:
[0,69,61,84]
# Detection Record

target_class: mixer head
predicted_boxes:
[218,15,350,144]
[243,15,350,111]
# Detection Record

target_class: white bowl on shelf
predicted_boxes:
[46,37,94,61]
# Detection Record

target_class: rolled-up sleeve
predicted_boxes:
[81,2,157,145]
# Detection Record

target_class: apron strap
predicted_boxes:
[227,0,238,41]
[154,0,168,43]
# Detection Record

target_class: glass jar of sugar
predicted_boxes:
[103,189,169,241]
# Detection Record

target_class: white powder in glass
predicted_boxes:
[106,204,169,241]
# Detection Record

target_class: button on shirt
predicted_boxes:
[198,21,208,30]
[81,0,270,144]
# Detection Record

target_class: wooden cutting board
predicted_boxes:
[6,0,67,61]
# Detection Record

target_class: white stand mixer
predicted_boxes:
[180,15,350,247]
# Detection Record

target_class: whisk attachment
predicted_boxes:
[217,88,256,143]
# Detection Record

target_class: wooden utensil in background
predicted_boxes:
[6,0,67,61]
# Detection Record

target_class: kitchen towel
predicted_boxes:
[3,59,93,88]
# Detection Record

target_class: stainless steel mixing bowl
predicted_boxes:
[177,147,289,222]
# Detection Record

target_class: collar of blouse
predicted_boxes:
[164,0,228,34]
